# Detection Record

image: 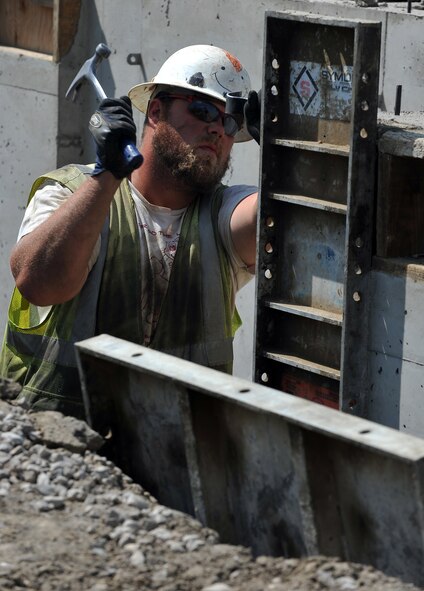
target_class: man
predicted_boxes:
[0,45,260,418]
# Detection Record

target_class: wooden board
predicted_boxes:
[0,0,53,55]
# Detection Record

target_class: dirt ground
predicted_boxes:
[0,379,421,591]
[1,473,420,591]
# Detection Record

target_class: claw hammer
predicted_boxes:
[66,43,143,169]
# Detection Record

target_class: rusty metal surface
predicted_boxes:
[76,334,424,586]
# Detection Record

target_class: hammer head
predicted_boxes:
[66,43,112,102]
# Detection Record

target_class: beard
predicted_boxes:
[152,121,230,193]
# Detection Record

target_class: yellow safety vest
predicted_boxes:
[0,165,242,417]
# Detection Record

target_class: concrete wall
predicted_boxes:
[0,0,423,379]
[0,48,58,321]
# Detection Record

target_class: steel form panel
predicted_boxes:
[76,335,424,586]
[254,11,381,416]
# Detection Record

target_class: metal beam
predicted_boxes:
[76,334,424,587]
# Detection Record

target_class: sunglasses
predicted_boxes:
[158,93,241,137]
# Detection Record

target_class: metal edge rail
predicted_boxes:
[75,334,424,585]
[76,334,424,462]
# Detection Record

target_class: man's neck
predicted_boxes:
[130,152,197,209]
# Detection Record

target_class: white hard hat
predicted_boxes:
[128,44,252,142]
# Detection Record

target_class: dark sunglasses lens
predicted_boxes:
[223,116,239,137]
[189,100,239,137]
[189,101,218,123]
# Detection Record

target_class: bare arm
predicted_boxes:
[229,192,258,269]
[11,172,121,306]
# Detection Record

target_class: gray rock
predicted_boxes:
[0,378,22,401]
[202,584,233,591]
[150,527,174,541]
[32,496,65,512]
[129,549,146,569]
[29,411,104,453]
[166,540,185,553]
[1,431,25,446]
[121,490,150,510]
[67,487,88,501]
[36,473,55,496]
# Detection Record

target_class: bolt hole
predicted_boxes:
[360,429,371,435]
[362,73,370,84]
[271,113,278,123]
[272,58,280,69]
[361,100,369,111]
[266,216,275,228]
[265,242,273,254]
[360,128,368,139]
[265,269,273,279]
[353,291,361,302]
[131,352,143,357]
[271,85,278,96]
[355,237,364,248]
[354,265,362,275]
[261,372,269,383]
[239,388,250,394]
[348,399,357,409]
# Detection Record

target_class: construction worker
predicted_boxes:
[0,45,260,419]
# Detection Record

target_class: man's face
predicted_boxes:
[151,93,236,192]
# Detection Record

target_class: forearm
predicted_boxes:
[230,192,258,268]
[11,173,121,306]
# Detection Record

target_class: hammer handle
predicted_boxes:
[122,141,143,169]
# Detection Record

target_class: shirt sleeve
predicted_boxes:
[18,180,101,273]
[218,184,257,292]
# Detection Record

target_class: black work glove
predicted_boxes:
[89,96,141,179]
[244,90,261,145]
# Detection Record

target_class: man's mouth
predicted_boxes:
[196,143,218,154]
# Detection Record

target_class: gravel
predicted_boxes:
[0,377,420,591]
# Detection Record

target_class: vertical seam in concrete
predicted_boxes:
[380,13,389,100]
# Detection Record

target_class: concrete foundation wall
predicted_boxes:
[0,0,423,380]
[0,49,58,319]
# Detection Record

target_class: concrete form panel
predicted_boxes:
[0,48,58,328]
[382,13,424,112]
[189,396,309,556]
[369,267,424,365]
[76,334,424,587]
[367,267,424,436]
[368,350,424,437]
[0,47,56,94]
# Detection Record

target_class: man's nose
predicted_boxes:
[207,117,225,137]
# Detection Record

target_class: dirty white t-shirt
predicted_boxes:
[18,181,256,345]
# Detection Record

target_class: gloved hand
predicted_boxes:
[89,96,141,179]
[244,90,261,145]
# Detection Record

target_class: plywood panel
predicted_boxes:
[0,0,53,55]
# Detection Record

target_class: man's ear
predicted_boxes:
[147,98,163,125]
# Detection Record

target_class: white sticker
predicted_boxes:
[289,60,352,120]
